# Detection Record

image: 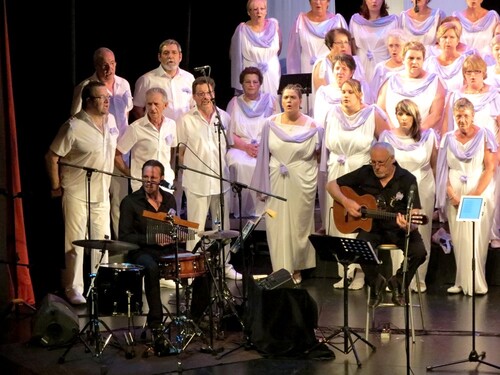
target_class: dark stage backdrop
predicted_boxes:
[4,0,247,302]
[3,0,500,303]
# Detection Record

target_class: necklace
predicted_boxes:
[466,85,484,94]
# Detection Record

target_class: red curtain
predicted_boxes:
[2,0,35,305]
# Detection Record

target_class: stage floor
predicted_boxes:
[3,243,500,374]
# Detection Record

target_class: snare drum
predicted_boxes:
[95,263,144,316]
[159,252,206,279]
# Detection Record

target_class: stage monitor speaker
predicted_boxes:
[245,276,319,357]
[256,268,295,290]
[31,293,80,347]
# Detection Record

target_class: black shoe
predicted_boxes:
[369,275,386,308]
[388,276,405,307]
[151,325,176,357]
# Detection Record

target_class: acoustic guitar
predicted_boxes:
[333,186,429,234]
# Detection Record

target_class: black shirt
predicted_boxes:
[119,187,177,253]
[336,162,420,232]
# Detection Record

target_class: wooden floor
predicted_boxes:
[3,229,500,374]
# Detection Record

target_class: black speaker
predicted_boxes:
[31,293,80,347]
[245,277,319,357]
[256,268,295,290]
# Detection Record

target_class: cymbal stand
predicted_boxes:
[58,248,124,363]
[203,239,244,343]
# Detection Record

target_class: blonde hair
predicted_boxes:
[341,79,363,101]
[462,54,487,80]
[436,21,462,40]
[402,41,426,60]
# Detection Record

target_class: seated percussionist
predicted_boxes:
[119,159,209,354]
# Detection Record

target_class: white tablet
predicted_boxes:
[456,196,484,222]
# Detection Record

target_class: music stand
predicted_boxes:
[278,74,312,114]
[427,196,499,371]
[307,234,380,367]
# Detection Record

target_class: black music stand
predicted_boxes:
[307,234,380,367]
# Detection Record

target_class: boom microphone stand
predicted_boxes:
[177,143,284,358]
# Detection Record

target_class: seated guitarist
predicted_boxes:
[326,142,427,307]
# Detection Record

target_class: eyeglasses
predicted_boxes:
[195,91,213,98]
[90,95,111,101]
[464,70,483,76]
[333,40,350,46]
[369,156,392,167]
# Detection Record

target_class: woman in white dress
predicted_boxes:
[427,16,477,59]
[321,79,390,290]
[400,0,445,54]
[371,28,406,98]
[378,41,447,134]
[349,0,400,82]
[251,84,323,284]
[443,54,500,248]
[226,66,278,218]
[229,0,282,96]
[311,28,366,100]
[436,97,497,296]
[379,99,438,292]
[485,34,500,89]
[424,21,475,93]
[314,54,371,125]
[286,0,347,74]
[314,54,371,234]
[452,0,500,59]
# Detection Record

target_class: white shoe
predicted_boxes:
[348,269,364,290]
[410,281,427,293]
[160,278,182,289]
[225,265,242,280]
[65,289,86,305]
[333,278,345,289]
[447,285,462,294]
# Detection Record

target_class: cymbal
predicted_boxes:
[72,239,139,253]
[199,230,240,240]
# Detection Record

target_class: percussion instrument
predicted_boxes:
[158,252,206,280]
[95,263,144,316]
[142,210,198,243]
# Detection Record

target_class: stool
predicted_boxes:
[365,244,425,343]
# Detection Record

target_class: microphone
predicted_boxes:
[160,180,171,189]
[407,184,416,212]
[193,65,210,72]
[174,148,180,174]
[414,1,419,13]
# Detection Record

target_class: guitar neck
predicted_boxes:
[362,208,398,221]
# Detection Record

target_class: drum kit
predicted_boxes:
[58,239,141,363]
[58,214,244,362]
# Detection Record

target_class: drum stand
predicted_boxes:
[145,229,214,360]
[58,262,125,363]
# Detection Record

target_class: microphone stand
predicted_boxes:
[176,158,284,358]
[403,200,413,375]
